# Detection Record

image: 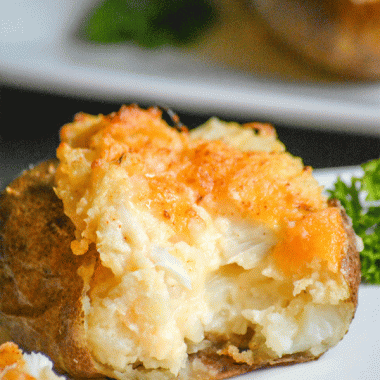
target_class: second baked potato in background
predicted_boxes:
[252,0,380,80]
[0,106,361,380]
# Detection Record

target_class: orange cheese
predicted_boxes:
[273,207,346,276]
[0,343,35,380]
[57,106,342,276]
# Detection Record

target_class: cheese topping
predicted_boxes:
[273,208,346,276]
[0,342,65,380]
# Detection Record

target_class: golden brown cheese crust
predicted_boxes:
[0,342,29,378]
[55,105,329,265]
[0,342,35,380]
[55,106,350,285]
[0,158,360,379]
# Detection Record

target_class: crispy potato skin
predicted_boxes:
[0,160,360,379]
[329,198,361,309]
[0,161,100,378]
[189,349,317,380]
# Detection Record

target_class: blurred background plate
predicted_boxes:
[1,0,380,135]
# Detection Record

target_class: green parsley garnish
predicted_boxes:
[328,159,380,284]
[82,0,217,48]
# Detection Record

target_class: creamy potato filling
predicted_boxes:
[78,199,351,377]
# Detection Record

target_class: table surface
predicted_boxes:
[1,84,380,189]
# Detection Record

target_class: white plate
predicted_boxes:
[1,0,380,135]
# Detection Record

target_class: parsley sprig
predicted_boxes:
[328,159,380,284]
[82,0,217,48]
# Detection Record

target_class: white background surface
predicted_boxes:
[1,0,380,135]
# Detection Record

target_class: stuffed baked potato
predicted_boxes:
[0,106,361,379]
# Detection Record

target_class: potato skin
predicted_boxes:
[329,198,361,309]
[0,160,361,379]
[0,160,101,378]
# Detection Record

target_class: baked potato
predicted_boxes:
[0,105,361,379]
[253,0,380,80]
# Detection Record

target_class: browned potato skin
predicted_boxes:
[330,198,361,309]
[0,161,100,378]
[0,160,360,379]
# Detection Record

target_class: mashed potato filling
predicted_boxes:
[55,106,353,378]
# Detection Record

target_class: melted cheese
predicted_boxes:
[273,208,346,276]
[0,342,64,380]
